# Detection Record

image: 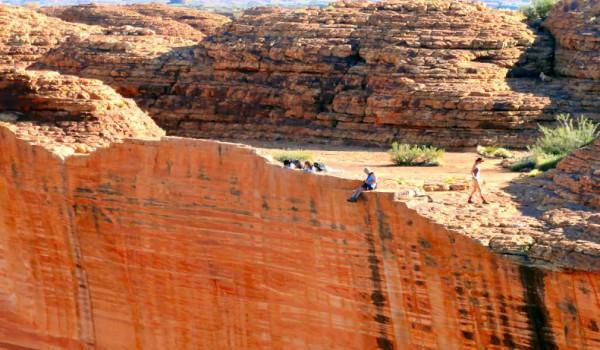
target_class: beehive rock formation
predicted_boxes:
[39,3,230,40]
[0,68,164,156]
[544,0,600,79]
[0,5,99,67]
[35,0,600,147]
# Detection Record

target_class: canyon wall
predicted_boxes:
[0,2,599,349]
[1,128,599,349]
[31,0,600,148]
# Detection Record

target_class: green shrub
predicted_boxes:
[510,114,598,172]
[389,143,445,166]
[510,157,536,172]
[529,114,598,158]
[519,0,558,23]
[273,149,313,163]
[477,145,513,159]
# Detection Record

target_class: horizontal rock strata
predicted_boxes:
[39,3,230,41]
[0,60,596,348]
[32,0,600,148]
[0,4,99,67]
[551,138,600,209]
[544,0,600,79]
[0,68,164,156]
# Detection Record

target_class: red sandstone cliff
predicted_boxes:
[0,2,599,349]
[2,125,600,350]
[0,65,599,350]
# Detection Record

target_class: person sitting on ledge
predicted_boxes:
[347,167,377,202]
[468,157,488,204]
[303,161,316,173]
[283,159,294,169]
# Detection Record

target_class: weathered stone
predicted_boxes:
[544,0,600,79]
[1,126,600,349]
[0,68,164,155]
[552,138,600,209]
[29,0,600,148]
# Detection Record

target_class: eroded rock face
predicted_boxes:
[0,68,164,156]
[544,0,600,79]
[0,128,599,349]
[0,4,99,67]
[551,138,600,209]
[39,3,230,41]
[31,0,600,148]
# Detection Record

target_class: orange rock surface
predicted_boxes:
[552,138,600,209]
[1,127,600,349]
[544,0,600,79]
[0,1,599,349]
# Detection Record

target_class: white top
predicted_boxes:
[471,165,481,182]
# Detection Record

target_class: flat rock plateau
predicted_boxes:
[0,1,598,349]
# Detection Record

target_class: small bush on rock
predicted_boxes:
[273,149,313,163]
[477,145,513,159]
[510,114,598,172]
[530,114,598,158]
[389,143,444,166]
[520,0,558,23]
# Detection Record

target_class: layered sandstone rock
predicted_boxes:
[127,3,231,35]
[39,3,230,41]
[544,0,600,79]
[0,4,99,67]
[34,0,600,148]
[551,138,600,209]
[405,174,600,271]
[0,2,599,349]
[0,68,164,156]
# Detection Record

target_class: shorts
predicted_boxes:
[362,183,376,190]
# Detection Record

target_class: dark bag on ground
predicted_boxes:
[313,162,326,172]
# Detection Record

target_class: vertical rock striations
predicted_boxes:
[1,129,599,349]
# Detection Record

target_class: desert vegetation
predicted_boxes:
[273,149,313,163]
[520,0,558,24]
[511,114,598,172]
[389,143,445,166]
[476,145,513,159]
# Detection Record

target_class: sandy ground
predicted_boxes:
[246,140,525,192]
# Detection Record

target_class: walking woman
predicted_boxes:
[468,157,488,204]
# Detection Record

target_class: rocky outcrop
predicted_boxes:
[127,3,231,35]
[544,0,600,79]
[0,4,99,67]
[39,3,230,41]
[33,0,600,148]
[551,138,600,209]
[0,68,164,156]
